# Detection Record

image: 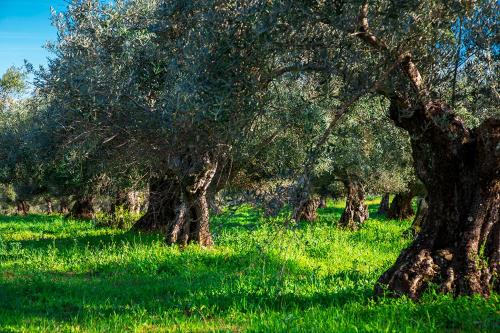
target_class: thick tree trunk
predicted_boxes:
[165,155,218,247]
[132,176,179,233]
[338,180,369,229]
[134,153,219,247]
[293,197,321,222]
[45,199,53,214]
[16,201,29,215]
[378,193,390,215]
[69,197,95,220]
[387,191,414,220]
[353,3,499,298]
[375,101,500,299]
[167,191,213,246]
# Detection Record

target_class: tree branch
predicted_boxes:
[355,2,429,102]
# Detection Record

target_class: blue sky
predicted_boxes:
[0,0,68,77]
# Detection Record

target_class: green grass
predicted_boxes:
[0,199,498,332]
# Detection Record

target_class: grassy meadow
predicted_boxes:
[0,199,498,332]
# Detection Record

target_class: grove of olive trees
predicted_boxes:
[0,0,497,312]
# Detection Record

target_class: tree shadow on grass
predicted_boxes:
[3,230,162,252]
[0,214,58,223]
[0,242,372,328]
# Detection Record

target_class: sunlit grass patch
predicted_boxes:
[0,198,498,332]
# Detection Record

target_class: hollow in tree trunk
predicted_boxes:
[375,100,500,299]
[378,193,390,215]
[70,197,95,220]
[293,196,321,222]
[338,180,369,230]
[132,176,180,233]
[387,191,414,220]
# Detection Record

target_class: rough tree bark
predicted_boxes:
[293,197,321,222]
[355,3,499,298]
[165,154,218,247]
[378,193,390,215]
[16,200,30,215]
[387,191,414,220]
[375,101,500,299]
[338,180,369,229]
[132,176,179,233]
[69,197,95,220]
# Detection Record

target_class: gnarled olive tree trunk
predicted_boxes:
[375,101,500,299]
[378,193,390,215]
[353,3,499,298]
[165,155,218,247]
[405,197,428,237]
[70,197,95,220]
[387,191,414,220]
[16,200,30,215]
[132,175,180,233]
[319,195,328,208]
[338,180,369,229]
[133,152,221,248]
[293,196,321,222]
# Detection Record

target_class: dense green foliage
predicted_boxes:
[1,199,498,332]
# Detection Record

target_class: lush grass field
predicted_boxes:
[0,199,498,332]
